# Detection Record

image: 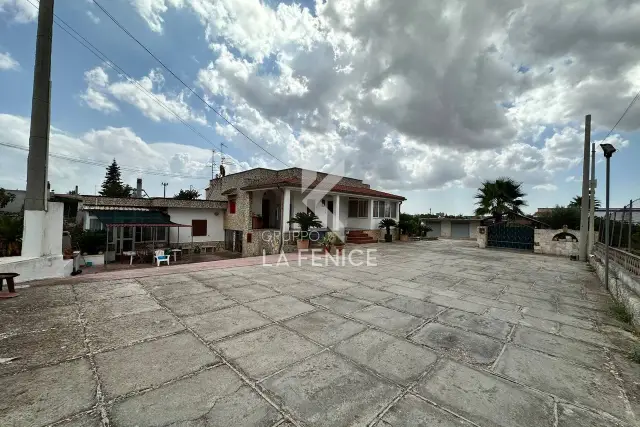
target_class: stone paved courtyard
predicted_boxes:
[1,240,639,426]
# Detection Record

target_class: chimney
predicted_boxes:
[136,178,143,198]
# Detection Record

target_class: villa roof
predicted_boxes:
[241,177,406,200]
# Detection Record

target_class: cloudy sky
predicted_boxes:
[0,0,638,214]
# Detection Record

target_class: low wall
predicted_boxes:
[0,255,73,283]
[244,230,297,257]
[534,229,579,257]
[590,247,640,328]
[477,226,487,248]
[362,228,399,241]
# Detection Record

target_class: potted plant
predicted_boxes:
[252,213,263,229]
[331,233,345,254]
[288,212,322,250]
[398,220,411,241]
[378,218,397,242]
[320,234,332,253]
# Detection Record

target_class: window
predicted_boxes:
[156,227,166,241]
[373,200,385,218]
[192,220,207,237]
[229,198,236,214]
[348,199,368,218]
[390,202,397,218]
[89,218,102,231]
[384,202,391,218]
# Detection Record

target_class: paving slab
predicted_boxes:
[0,304,78,335]
[283,310,367,346]
[73,280,145,302]
[377,394,473,426]
[557,303,602,319]
[147,280,212,301]
[512,326,607,369]
[111,366,280,427]
[381,296,443,318]
[310,293,372,314]
[247,294,315,321]
[0,284,75,310]
[136,274,193,287]
[263,281,329,299]
[410,322,503,365]
[95,332,218,399]
[610,351,640,419]
[453,281,504,298]
[352,305,423,335]
[521,307,594,329]
[318,276,359,291]
[495,344,629,421]
[0,358,95,427]
[85,309,184,352]
[188,269,234,280]
[201,275,254,290]
[0,325,86,374]
[485,307,559,334]
[263,351,400,427]
[334,329,437,385]
[183,305,271,342]
[161,290,236,316]
[56,412,102,427]
[499,293,557,311]
[81,294,162,324]
[341,285,395,302]
[438,309,512,339]
[384,284,431,300]
[427,294,487,314]
[251,273,301,287]
[461,294,518,311]
[218,283,279,302]
[416,359,555,427]
[557,403,628,427]
[214,325,321,380]
[503,286,557,302]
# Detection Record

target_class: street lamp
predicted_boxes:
[600,143,617,290]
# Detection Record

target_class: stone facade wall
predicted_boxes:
[243,229,297,257]
[177,240,224,252]
[362,228,400,241]
[534,229,579,257]
[81,196,226,209]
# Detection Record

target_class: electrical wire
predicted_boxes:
[23,0,231,166]
[603,88,640,141]
[92,0,290,167]
[0,141,211,179]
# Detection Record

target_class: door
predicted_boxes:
[487,221,534,250]
[327,200,334,230]
[262,199,271,228]
[426,222,441,238]
[451,222,470,239]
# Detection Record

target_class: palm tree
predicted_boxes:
[474,178,527,220]
[569,195,601,209]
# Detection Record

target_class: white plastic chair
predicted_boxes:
[154,250,170,267]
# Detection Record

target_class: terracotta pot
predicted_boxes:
[297,239,310,250]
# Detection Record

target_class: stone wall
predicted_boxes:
[243,229,297,257]
[363,228,400,241]
[534,229,579,257]
[590,250,640,328]
[81,196,226,209]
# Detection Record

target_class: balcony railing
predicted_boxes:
[594,242,640,277]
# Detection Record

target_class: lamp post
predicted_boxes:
[600,143,617,290]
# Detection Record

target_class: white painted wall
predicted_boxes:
[21,202,64,257]
[0,255,73,283]
[167,207,224,243]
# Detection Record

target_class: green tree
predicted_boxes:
[0,188,16,209]
[536,206,581,229]
[569,195,601,209]
[99,160,133,197]
[474,178,527,219]
[288,212,322,240]
[174,188,201,200]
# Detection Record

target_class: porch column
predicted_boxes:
[334,194,342,236]
[282,188,291,231]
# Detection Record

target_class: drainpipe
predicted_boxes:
[278,185,284,253]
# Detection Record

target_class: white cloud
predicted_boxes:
[0,0,37,23]
[86,10,100,24]
[80,66,207,125]
[565,176,579,183]
[0,51,19,70]
[533,184,558,191]
[129,0,184,33]
[0,113,248,196]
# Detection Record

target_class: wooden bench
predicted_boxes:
[0,272,19,298]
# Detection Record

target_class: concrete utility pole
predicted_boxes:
[579,114,591,261]
[161,182,168,198]
[22,0,54,257]
[629,199,634,252]
[588,143,596,254]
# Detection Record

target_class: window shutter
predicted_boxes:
[192,220,207,237]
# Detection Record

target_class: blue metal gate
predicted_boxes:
[487,221,534,250]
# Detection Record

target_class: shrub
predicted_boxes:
[78,230,107,255]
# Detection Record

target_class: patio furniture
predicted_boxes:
[170,248,182,262]
[122,251,137,265]
[0,272,19,298]
[154,250,170,267]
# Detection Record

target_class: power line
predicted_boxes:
[24,0,229,162]
[603,88,640,141]
[0,141,211,179]
[92,0,290,167]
